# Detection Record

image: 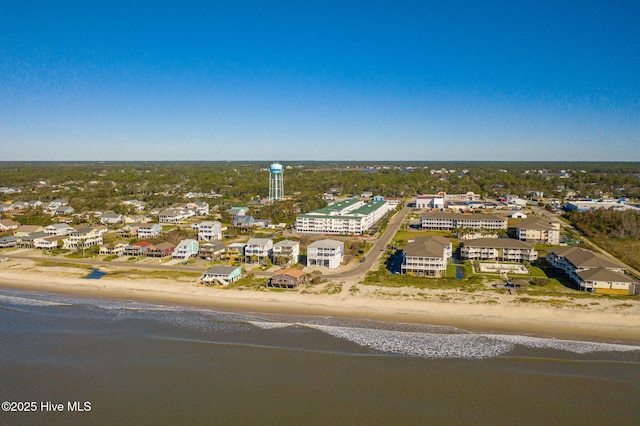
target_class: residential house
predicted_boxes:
[119,223,140,238]
[125,215,151,224]
[224,243,246,262]
[460,238,538,262]
[123,241,153,257]
[193,220,222,241]
[62,227,103,250]
[272,240,300,266]
[547,247,628,290]
[17,232,49,248]
[200,266,242,286]
[54,206,75,216]
[270,268,307,289]
[121,200,147,212]
[34,235,62,250]
[245,238,274,264]
[146,242,176,258]
[100,212,125,226]
[227,207,249,221]
[0,236,18,248]
[99,242,128,256]
[45,199,67,213]
[401,236,452,278]
[172,239,200,260]
[28,200,43,209]
[44,223,74,236]
[159,208,193,224]
[14,225,45,237]
[199,241,226,260]
[307,239,344,269]
[233,215,255,228]
[186,201,210,216]
[516,217,561,245]
[577,267,637,295]
[0,219,20,232]
[137,224,162,239]
[421,212,507,231]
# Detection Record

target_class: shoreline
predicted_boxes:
[2,267,640,345]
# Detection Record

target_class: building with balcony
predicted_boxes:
[272,240,300,266]
[401,236,452,278]
[516,217,560,245]
[245,238,273,264]
[421,212,507,231]
[296,198,389,235]
[547,247,630,292]
[460,238,538,262]
[306,239,344,269]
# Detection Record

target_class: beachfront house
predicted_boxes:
[306,239,344,269]
[270,268,307,289]
[577,267,638,295]
[34,235,62,250]
[200,266,242,286]
[245,238,274,264]
[146,242,176,258]
[401,236,452,278]
[99,242,128,256]
[16,232,48,248]
[62,227,103,250]
[123,241,153,257]
[547,247,631,293]
[173,239,200,260]
[0,236,18,248]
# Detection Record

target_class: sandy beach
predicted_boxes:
[1,257,640,344]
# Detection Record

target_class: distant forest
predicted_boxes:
[1,162,639,223]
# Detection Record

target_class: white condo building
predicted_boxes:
[296,198,389,235]
[421,212,507,231]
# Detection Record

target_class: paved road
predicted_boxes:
[323,205,411,280]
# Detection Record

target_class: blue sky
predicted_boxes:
[1,1,639,161]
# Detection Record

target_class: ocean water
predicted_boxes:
[1,287,639,425]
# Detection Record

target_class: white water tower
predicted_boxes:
[268,162,284,203]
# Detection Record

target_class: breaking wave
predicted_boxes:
[1,289,639,359]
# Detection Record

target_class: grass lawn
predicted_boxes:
[363,268,484,291]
